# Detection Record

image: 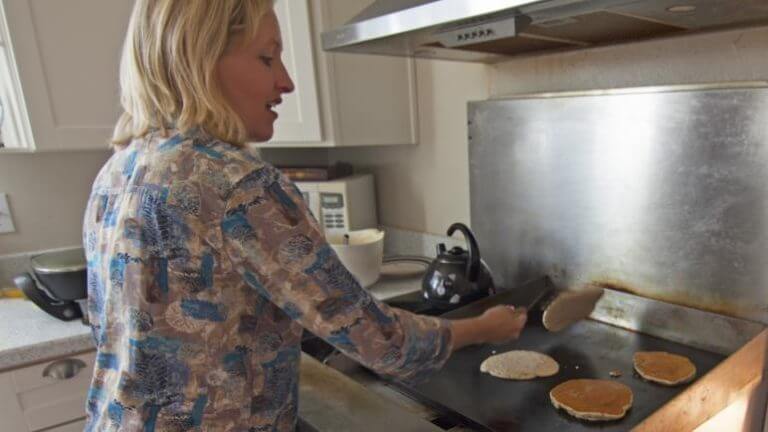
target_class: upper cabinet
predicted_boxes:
[0,17,33,151]
[1,0,132,151]
[266,0,322,144]
[0,0,416,152]
[261,0,419,148]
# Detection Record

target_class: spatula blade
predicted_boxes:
[542,287,604,332]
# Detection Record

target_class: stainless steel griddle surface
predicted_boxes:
[393,298,725,430]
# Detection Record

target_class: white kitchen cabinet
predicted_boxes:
[0,351,95,432]
[0,372,27,432]
[45,419,87,432]
[267,0,322,144]
[0,17,33,151]
[0,0,132,151]
[261,0,418,148]
[0,0,415,151]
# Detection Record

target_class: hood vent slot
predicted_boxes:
[526,11,685,45]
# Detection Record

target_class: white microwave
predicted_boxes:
[294,174,377,234]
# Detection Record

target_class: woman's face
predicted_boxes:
[217,10,295,142]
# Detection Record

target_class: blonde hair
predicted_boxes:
[113,0,274,147]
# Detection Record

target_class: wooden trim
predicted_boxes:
[692,376,765,431]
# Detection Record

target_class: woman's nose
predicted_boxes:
[277,63,295,94]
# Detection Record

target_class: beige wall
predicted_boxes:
[0,150,111,254]
[490,26,768,96]
[0,146,323,256]
[328,25,768,236]
[327,59,489,235]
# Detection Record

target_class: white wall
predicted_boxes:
[491,26,768,96]
[0,151,110,254]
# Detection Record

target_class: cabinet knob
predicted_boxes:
[42,358,87,380]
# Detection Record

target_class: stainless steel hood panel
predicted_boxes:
[322,0,768,62]
[468,84,768,324]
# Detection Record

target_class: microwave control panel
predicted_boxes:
[294,174,377,235]
[321,193,346,231]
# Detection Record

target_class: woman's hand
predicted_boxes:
[478,305,528,344]
[450,306,528,352]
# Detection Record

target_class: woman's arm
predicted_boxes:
[221,166,526,381]
[450,306,528,352]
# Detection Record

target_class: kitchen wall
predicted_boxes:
[332,24,768,236]
[490,25,768,96]
[0,147,327,257]
[0,150,110,255]
[327,59,489,236]
[3,24,767,254]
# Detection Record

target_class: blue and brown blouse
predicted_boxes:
[82,129,452,431]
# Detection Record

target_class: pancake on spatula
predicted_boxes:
[480,350,559,380]
[633,351,696,386]
[542,287,604,332]
[550,379,633,421]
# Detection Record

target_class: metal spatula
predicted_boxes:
[440,277,603,332]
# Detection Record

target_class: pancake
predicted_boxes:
[633,351,697,386]
[550,379,633,421]
[480,350,559,380]
[542,287,604,332]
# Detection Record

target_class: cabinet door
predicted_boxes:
[47,418,86,432]
[2,0,132,151]
[11,351,95,431]
[0,373,27,432]
[0,15,34,151]
[267,0,322,144]
[324,0,418,147]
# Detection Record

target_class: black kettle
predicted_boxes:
[422,223,495,309]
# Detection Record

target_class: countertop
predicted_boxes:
[368,273,423,301]
[0,298,93,371]
[0,275,421,371]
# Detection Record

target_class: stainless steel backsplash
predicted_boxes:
[469,84,768,323]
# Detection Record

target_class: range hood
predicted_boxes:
[321,0,768,62]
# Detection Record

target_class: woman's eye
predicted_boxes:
[260,56,274,67]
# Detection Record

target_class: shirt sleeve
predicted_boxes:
[221,166,453,382]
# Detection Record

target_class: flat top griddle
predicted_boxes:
[391,287,725,431]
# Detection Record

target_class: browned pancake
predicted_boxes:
[550,379,633,421]
[633,351,696,386]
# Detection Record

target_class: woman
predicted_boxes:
[83,1,528,430]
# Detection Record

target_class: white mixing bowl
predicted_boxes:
[328,229,385,288]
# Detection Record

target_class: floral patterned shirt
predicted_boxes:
[82,130,452,431]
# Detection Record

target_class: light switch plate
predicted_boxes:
[0,193,16,234]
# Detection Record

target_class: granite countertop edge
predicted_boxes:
[0,333,95,371]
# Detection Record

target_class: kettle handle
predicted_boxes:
[446,223,481,282]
